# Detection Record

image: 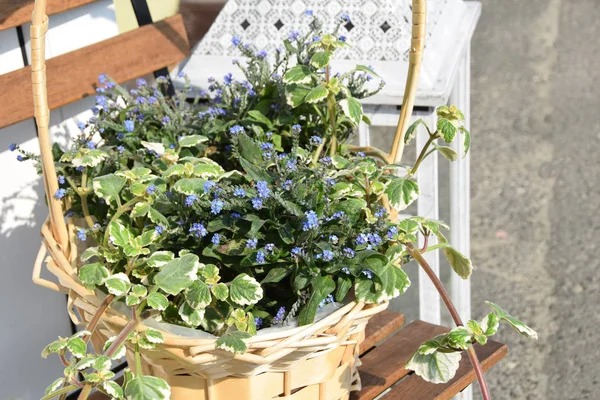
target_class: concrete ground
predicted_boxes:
[470,0,600,399]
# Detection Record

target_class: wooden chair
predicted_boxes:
[0,1,506,399]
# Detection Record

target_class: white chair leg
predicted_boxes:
[358,120,371,147]
[417,109,441,325]
[449,47,473,400]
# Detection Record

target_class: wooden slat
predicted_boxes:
[386,340,507,400]
[0,0,98,31]
[0,13,189,129]
[179,0,225,50]
[360,310,405,354]
[353,320,448,400]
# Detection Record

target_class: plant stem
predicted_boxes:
[135,343,143,375]
[345,145,391,164]
[104,315,141,358]
[102,198,140,247]
[83,294,115,344]
[76,385,92,400]
[79,170,95,229]
[410,133,439,177]
[325,65,338,156]
[41,385,79,400]
[406,242,491,400]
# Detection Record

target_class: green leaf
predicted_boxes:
[109,221,133,248]
[486,302,538,339]
[45,377,65,395]
[304,85,329,104]
[480,312,500,336]
[238,133,263,164]
[178,303,205,327]
[460,127,471,157]
[102,381,124,399]
[178,135,208,147]
[442,245,472,279]
[437,119,458,143]
[144,328,164,344]
[124,376,170,400]
[104,273,131,296]
[131,284,147,297]
[336,276,352,302]
[173,178,206,195]
[216,331,252,354]
[239,157,272,183]
[193,159,225,179]
[211,282,229,300]
[146,251,174,268]
[73,149,108,167]
[79,262,109,289]
[404,119,425,144]
[283,65,312,84]
[148,207,169,227]
[186,280,211,309]
[332,198,367,223]
[310,51,332,68]
[147,292,169,311]
[67,337,87,358]
[154,254,200,295]
[80,247,100,262]
[230,273,263,305]
[285,83,311,107]
[339,97,363,126]
[298,275,335,325]
[131,202,150,218]
[406,350,462,384]
[262,267,290,284]
[355,64,380,77]
[163,163,186,178]
[92,174,126,206]
[42,338,68,358]
[247,110,273,128]
[436,145,459,161]
[385,178,419,211]
[141,141,165,156]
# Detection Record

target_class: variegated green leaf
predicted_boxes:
[304,85,329,104]
[211,282,229,300]
[141,141,165,156]
[178,302,204,327]
[144,328,164,344]
[104,273,131,296]
[154,254,200,295]
[92,174,126,206]
[339,97,363,126]
[73,149,108,167]
[385,178,419,211]
[147,292,169,311]
[66,337,87,358]
[79,262,109,289]
[186,280,211,309]
[108,221,133,248]
[146,251,174,268]
[124,376,170,400]
[406,350,462,384]
[45,377,65,395]
[442,245,472,279]
[486,302,538,339]
[102,380,124,399]
[283,65,312,84]
[178,135,208,147]
[229,273,263,305]
[216,331,252,354]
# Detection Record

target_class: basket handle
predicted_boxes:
[389,0,427,163]
[31,0,69,251]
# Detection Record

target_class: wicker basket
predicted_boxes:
[29,0,426,398]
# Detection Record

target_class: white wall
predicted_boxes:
[0,2,118,398]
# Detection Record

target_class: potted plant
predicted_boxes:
[20,6,536,400]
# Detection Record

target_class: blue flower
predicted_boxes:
[106,81,115,89]
[283,180,293,191]
[135,96,146,105]
[8,143,17,151]
[362,270,374,279]
[367,233,382,247]
[343,248,355,258]
[273,306,286,324]
[325,178,336,187]
[148,96,157,104]
[375,207,387,218]
[211,199,224,214]
[387,226,398,239]
[265,243,275,253]
[332,211,345,220]
[117,133,125,140]
[124,120,135,132]
[356,233,369,245]
[189,223,207,238]
[178,70,186,78]
[302,210,319,231]
[86,141,95,150]
[252,197,263,209]
[234,188,246,197]
[162,116,170,125]
[54,188,67,199]
[58,175,65,185]
[204,180,216,193]
[291,247,303,257]
[98,74,108,84]
[230,125,244,135]
[77,121,86,130]
[261,142,275,159]
[329,235,339,244]
[256,181,270,198]
[212,233,221,246]
[313,36,321,42]
[224,73,234,85]
[288,30,300,40]
[231,212,241,218]
[231,36,241,46]
[291,124,302,133]
[137,78,147,87]
[96,96,107,107]
[255,317,263,328]
[76,229,87,242]
[146,185,157,195]
[256,49,268,58]
[155,225,164,235]
[340,13,351,22]
[339,35,347,42]
[304,10,313,16]
[184,194,198,207]
[319,156,332,165]
[309,136,322,146]
[321,250,334,262]
[246,238,258,249]
[286,159,297,171]
[357,151,366,157]
[117,145,125,154]
[76,166,84,172]
[318,294,335,309]
[256,250,266,264]
[342,267,351,275]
